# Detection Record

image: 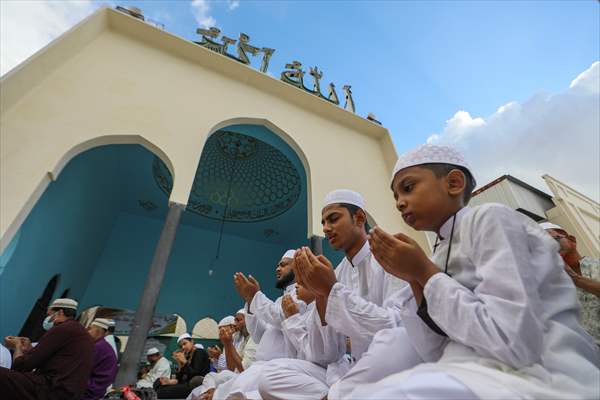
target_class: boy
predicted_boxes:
[350,144,599,399]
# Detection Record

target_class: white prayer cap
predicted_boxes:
[49,298,78,310]
[91,318,112,330]
[539,222,564,231]
[195,343,205,350]
[236,308,246,316]
[146,347,160,356]
[177,333,192,344]
[218,316,235,327]
[322,189,365,210]
[281,249,296,260]
[391,144,475,186]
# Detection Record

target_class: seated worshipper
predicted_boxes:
[346,144,600,399]
[189,250,304,400]
[137,347,171,388]
[154,333,210,399]
[82,318,118,400]
[256,190,413,400]
[0,298,94,400]
[188,311,256,400]
[207,316,236,374]
[541,222,600,345]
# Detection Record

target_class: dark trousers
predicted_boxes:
[154,376,204,399]
[0,367,46,400]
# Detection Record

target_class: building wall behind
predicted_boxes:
[0,147,122,338]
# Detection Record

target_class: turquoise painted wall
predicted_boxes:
[80,211,295,326]
[0,147,122,338]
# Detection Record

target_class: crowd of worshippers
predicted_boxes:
[1,144,599,400]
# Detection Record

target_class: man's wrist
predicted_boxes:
[417,259,440,287]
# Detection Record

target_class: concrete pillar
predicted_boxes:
[114,202,184,387]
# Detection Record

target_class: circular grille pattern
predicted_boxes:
[153,130,302,222]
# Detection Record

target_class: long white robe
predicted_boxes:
[258,242,412,400]
[258,303,346,400]
[349,204,600,400]
[191,285,300,400]
[136,357,171,388]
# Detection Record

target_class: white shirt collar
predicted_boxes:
[438,206,471,240]
[348,240,370,267]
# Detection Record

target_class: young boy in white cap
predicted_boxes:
[1,298,94,400]
[258,190,410,400]
[137,347,171,389]
[346,143,600,399]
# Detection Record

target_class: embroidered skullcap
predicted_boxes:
[49,298,78,310]
[236,308,246,316]
[177,333,192,344]
[146,347,160,355]
[218,316,235,327]
[539,222,564,231]
[323,189,365,210]
[391,144,475,186]
[281,250,296,260]
[91,318,111,330]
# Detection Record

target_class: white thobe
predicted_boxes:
[348,204,600,400]
[258,303,346,400]
[322,240,407,359]
[136,357,171,388]
[190,286,299,400]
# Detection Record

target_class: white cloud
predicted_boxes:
[191,0,216,29]
[427,61,600,202]
[228,0,240,11]
[0,1,106,76]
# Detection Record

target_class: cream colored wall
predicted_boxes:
[543,175,599,259]
[0,8,427,254]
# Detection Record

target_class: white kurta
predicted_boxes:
[322,240,408,359]
[191,285,300,400]
[349,204,600,400]
[136,357,171,388]
[258,303,346,400]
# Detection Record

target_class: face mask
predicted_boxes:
[42,314,55,331]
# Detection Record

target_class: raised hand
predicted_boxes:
[368,227,439,286]
[233,272,260,302]
[294,247,337,298]
[281,294,299,318]
[219,326,234,345]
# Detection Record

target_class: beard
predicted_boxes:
[275,270,295,289]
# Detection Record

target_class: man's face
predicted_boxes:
[179,339,194,353]
[546,228,576,253]
[46,308,65,324]
[276,258,295,289]
[147,354,160,364]
[321,204,362,251]
[87,326,105,342]
[234,314,245,331]
[391,166,455,232]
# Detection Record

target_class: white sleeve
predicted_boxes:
[282,308,345,367]
[393,286,448,362]
[425,206,545,368]
[325,282,400,340]
[245,302,267,344]
[241,338,257,370]
[249,291,286,328]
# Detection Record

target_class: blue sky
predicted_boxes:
[1,0,599,198]
[110,0,599,149]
